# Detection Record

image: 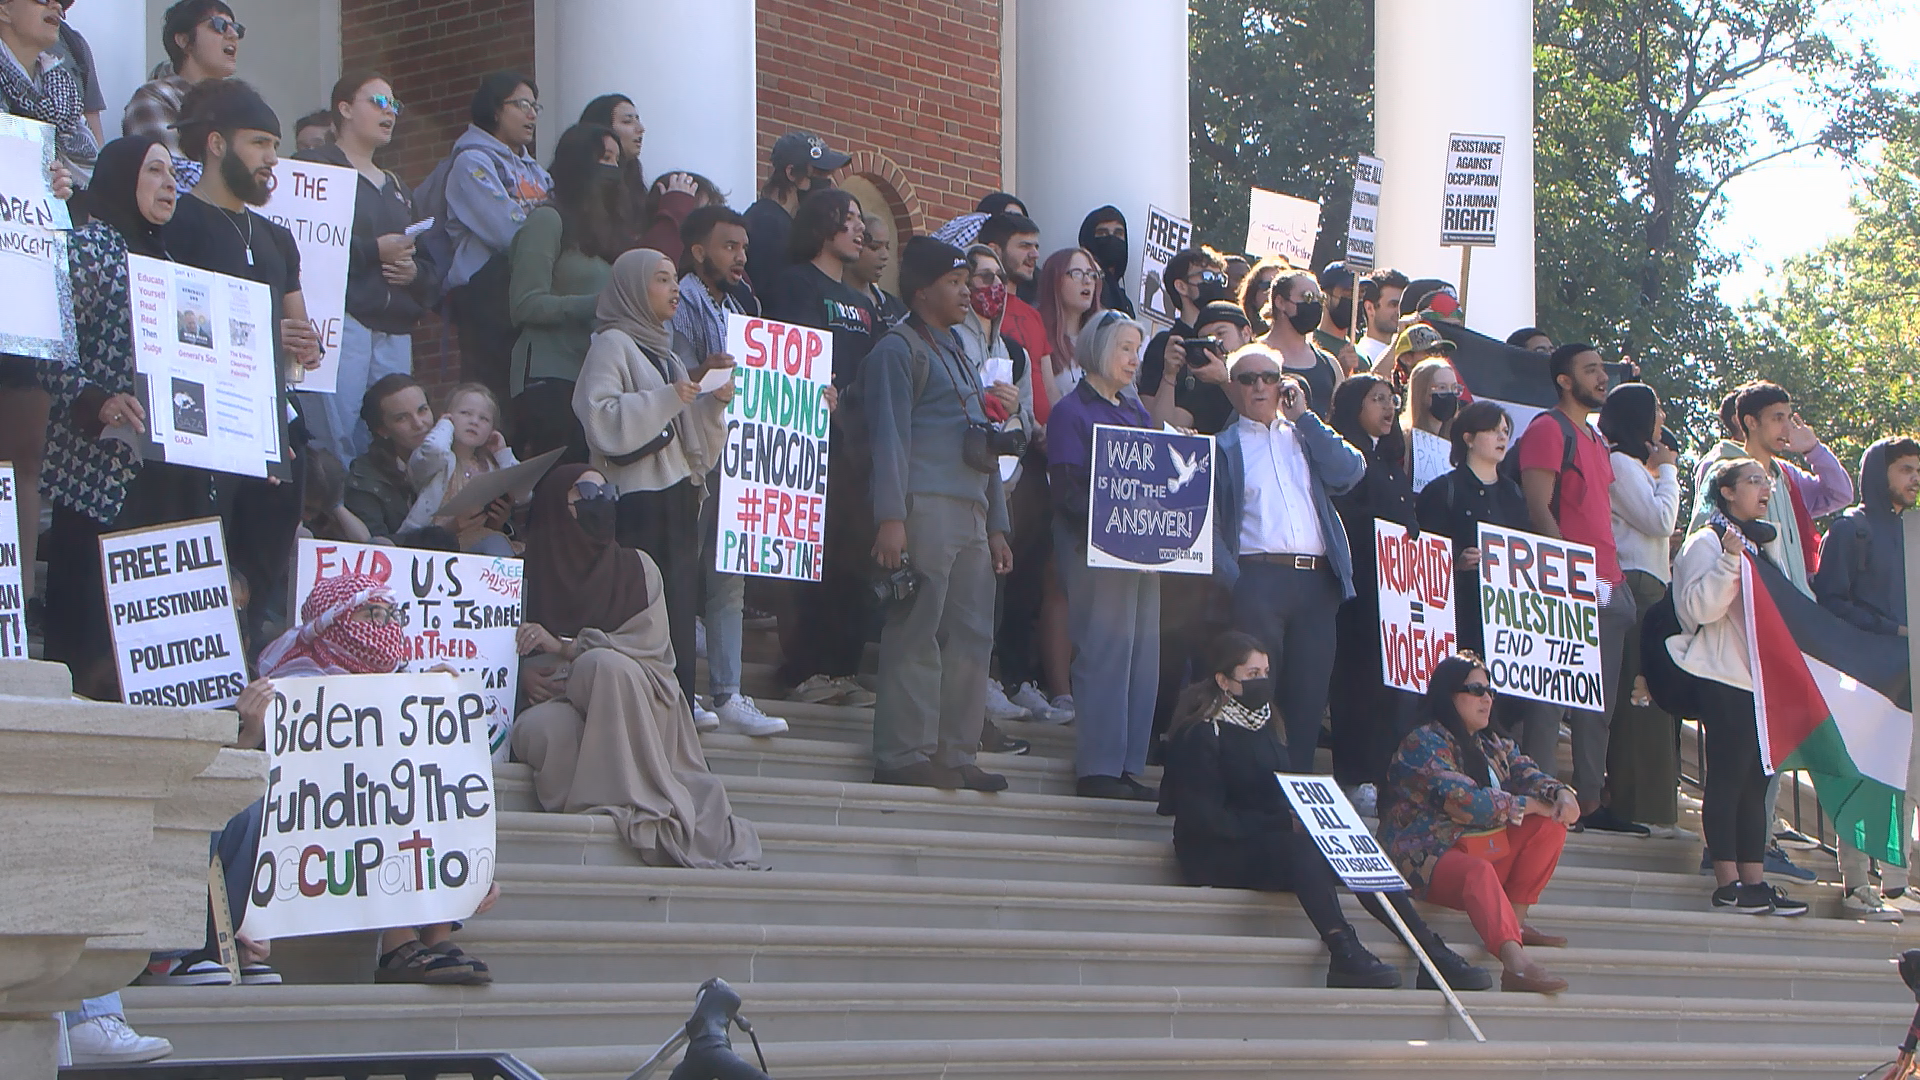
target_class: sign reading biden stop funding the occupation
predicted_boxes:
[1476,522,1605,710]
[714,312,833,582]
[1375,519,1456,694]
[1087,424,1213,574]
[101,517,247,708]
[242,671,496,940]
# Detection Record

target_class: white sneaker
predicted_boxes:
[692,701,721,732]
[1347,783,1378,818]
[136,956,233,986]
[715,695,788,736]
[1843,885,1903,922]
[1884,890,1920,914]
[829,675,877,707]
[1050,694,1076,725]
[694,617,707,660]
[1010,682,1072,724]
[984,679,1028,722]
[68,1015,172,1065]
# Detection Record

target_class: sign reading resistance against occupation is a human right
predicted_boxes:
[1277,773,1407,892]
[1086,424,1213,575]
[714,311,833,582]
[101,517,246,709]
[1476,522,1606,711]
[1441,133,1506,246]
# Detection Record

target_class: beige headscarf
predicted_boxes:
[596,248,676,358]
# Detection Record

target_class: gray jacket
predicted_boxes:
[866,321,1009,534]
[443,124,552,289]
[1210,412,1367,599]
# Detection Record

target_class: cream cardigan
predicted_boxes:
[571,328,728,495]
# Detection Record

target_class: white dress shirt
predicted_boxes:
[1236,414,1326,556]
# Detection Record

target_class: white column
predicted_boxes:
[1375,0,1535,336]
[61,0,148,134]
[1014,0,1187,295]
[540,0,758,210]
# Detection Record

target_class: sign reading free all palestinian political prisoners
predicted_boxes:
[1476,522,1606,710]
[1346,155,1383,270]
[101,517,247,708]
[263,158,356,393]
[1277,773,1407,892]
[0,115,73,364]
[713,312,833,582]
[294,539,522,762]
[241,671,496,940]
[1087,424,1213,574]
[1441,133,1506,247]
[1375,519,1456,694]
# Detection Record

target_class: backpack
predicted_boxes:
[1499,407,1581,520]
[834,322,936,451]
[1639,586,1711,718]
[410,154,460,308]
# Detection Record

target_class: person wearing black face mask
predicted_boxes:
[1077,205,1135,316]
[1159,631,1492,992]
[743,130,849,289]
[1399,356,1464,492]
[1310,262,1362,375]
[1256,269,1344,420]
[1139,248,1235,433]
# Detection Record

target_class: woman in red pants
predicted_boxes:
[1379,652,1581,993]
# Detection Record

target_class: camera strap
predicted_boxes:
[915,321,990,423]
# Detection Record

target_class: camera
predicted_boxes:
[962,421,1029,474]
[1177,337,1223,364]
[872,552,927,604]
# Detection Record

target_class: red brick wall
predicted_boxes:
[337,0,536,390]
[757,0,1002,240]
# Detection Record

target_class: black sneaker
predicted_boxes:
[952,763,1009,792]
[1711,882,1774,914]
[1579,806,1652,836]
[980,725,1032,756]
[1414,942,1494,992]
[1119,773,1159,801]
[1763,884,1809,917]
[1324,927,1401,989]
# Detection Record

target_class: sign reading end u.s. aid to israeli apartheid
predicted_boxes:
[1277,773,1407,892]
[1441,133,1505,247]
[1375,519,1456,694]
[241,671,496,939]
[715,311,833,582]
[101,517,247,708]
[1476,522,1605,710]
[1086,424,1213,574]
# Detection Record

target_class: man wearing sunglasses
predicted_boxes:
[1210,347,1366,773]
[1139,248,1235,435]
[124,0,242,193]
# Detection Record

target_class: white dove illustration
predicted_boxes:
[1167,445,1202,493]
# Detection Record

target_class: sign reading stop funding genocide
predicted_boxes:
[242,671,496,940]
[1087,425,1213,574]
[714,312,833,582]
[0,463,22,658]
[101,517,246,708]
[295,539,522,762]
[1277,773,1407,891]
[1346,154,1383,269]
[263,158,356,393]
[1139,204,1192,326]
[1476,522,1605,710]
[1375,519,1456,694]
[1441,133,1505,246]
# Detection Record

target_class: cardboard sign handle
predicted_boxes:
[1375,895,1486,1042]
[209,853,242,984]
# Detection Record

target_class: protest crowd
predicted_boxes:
[11,0,1920,1066]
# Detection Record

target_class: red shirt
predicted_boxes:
[1515,408,1622,584]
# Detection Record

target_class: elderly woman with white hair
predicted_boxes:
[1044,309,1175,800]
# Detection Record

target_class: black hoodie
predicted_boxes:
[1813,437,1909,635]
[1078,205,1135,316]
[296,143,439,334]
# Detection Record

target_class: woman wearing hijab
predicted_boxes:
[1324,374,1415,802]
[40,135,215,698]
[573,248,733,705]
[1077,205,1134,317]
[512,464,763,869]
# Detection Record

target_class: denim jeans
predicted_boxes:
[301,314,414,466]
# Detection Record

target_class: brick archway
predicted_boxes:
[845,150,924,245]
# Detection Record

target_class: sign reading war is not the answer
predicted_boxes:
[1277,773,1407,892]
[1441,133,1505,247]
[101,517,246,708]
[242,671,496,940]
[1086,424,1213,575]
[263,158,356,393]
[714,312,832,582]
[0,463,23,658]
[1476,522,1605,711]
[1375,519,1456,694]
[294,539,522,762]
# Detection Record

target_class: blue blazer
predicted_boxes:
[1211,411,1368,600]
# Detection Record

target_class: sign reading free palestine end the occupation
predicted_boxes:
[714,312,833,582]
[1441,133,1505,247]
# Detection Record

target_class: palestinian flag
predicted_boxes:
[1430,322,1631,431]
[1742,548,1912,866]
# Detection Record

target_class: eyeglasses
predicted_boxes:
[366,92,404,115]
[504,97,542,115]
[204,14,245,37]
[1458,682,1498,698]
[1734,473,1773,488]
[1233,370,1282,386]
[353,602,406,627]
[1064,267,1101,283]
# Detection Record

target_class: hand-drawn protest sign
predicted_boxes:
[0,116,73,364]
[1476,522,1605,710]
[242,671,496,939]
[1139,204,1192,326]
[713,312,833,582]
[1245,187,1319,266]
[1376,519,1455,694]
[295,539,522,762]
[0,463,22,658]
[263,158,356,392]
[101,517,246,708]
[1277,772,1407,891]
[1441,133,1506,247]
[1346,155,1383,270]
[1087,424,1213,574]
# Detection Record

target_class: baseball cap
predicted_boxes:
[1396,323,1456,356]
[1316,261,1355,291]
[771,131,852,172]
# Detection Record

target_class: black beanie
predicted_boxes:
[1195,301,1250,332]
[898,236,967,303]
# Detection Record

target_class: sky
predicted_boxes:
[1711,2,1920,304]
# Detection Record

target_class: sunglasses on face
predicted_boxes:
[366,92,404,115]
[203,14,244,37]
[1233,370,1282,386]
[1459,682,1497,698]
[574,481,615,502]
[1190,270,1228,287]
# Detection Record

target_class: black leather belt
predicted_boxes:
[1243,552,1327,570]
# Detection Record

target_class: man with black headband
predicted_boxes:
[164,78,323,644]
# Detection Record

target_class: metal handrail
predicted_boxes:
[61,1050,546,1080]
[1681,718,1836,856]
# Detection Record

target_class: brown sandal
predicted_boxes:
[425,940,492,984]
[375,939,474,985]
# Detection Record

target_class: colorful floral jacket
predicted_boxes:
[1378,721,1570,896]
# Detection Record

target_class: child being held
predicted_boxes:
[402,383,520,554]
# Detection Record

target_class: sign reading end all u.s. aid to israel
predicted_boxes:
[1086,424,1214,574]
